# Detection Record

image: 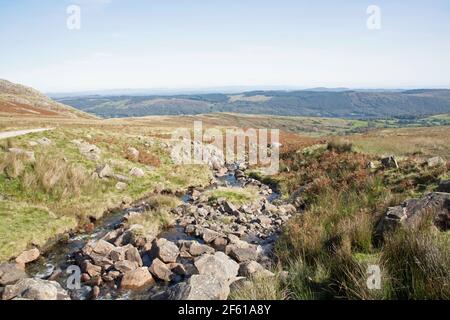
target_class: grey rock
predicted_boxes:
[165,274,230,300]
[194,252,239,282]
[120,267,155,290]
[149,258,174,281]
[0,263,28,286]
[2,278,70,300]
[152,238,180,263]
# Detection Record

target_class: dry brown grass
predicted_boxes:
[27,157,93,198]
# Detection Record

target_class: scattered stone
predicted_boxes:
[167,263,187,276]
[427,156,446,168]
[130,167,145,177]
[152,238,179,263]
[0,263,28,286]
[188,241,215,256]
[73,140,101,161]
[194,252,239,281]
[202,229,222,243]
[381,155,399,169]
[36,137,52,146]
[127,147,140,161]
[239,261,274,278]
[116,182,128,191]
[15,248,40,266]
[114,174,132,183]
[165,274,230,300]
[96,164,114,178]
[149,258,174,281]
[437,180,450,193]
[125,246,143,267]
[83,239,116,257]
[91,286,100,300]
[120,268,155,290]
[377,192,450,233]
[228,246,259,263]
[114,260,139,273]
[81,261,102,277]
[2,278,70,300]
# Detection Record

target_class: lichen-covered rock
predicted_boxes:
[2,278,70,300]
[194,252,239,281]
[377,192,450,234]
[165,274,230,300]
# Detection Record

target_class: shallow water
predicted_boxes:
[26,165,280,300]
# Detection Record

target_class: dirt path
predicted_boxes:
[0,128,53,140]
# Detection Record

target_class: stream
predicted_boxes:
[26,164,280,300]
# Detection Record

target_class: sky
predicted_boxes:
[1,0,450,92]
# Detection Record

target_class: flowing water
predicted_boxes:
[26,165,280,300]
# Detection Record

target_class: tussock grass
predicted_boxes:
[229,275,287,300]
[381,228,450,299]
[22,154,97,200]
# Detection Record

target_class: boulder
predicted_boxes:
[36,137,52,146]
[114,260,139,273]
[15,248,40,266]
[188,241,215,256]
[149,258,174,282]
[194,252,239,282]
[127,147,140,161]
[238,261,274,278]
[381,155,399,169]
[202,229,222,244]
[0,263,28,286]
[228,246,259,263]
[125,246,143,267]
[2,278,70,300]
[116,182,128,191]
[165,274,230,300]
[83,239,116,257]
[81,261,102,277]
[437,180,450,193]
[377,192,450,234]
[427,156,446,168]
[120,267,155,290]
[130,167,145,177]
[96,164,114,178]
[73,140,101,161]
[151,238,179,263]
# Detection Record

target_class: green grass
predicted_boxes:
[0,200,76,261]
[205,186,259,205]
[0,128,212,261]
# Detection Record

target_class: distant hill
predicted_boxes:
[56,89,450,119]
[0,79,96,119]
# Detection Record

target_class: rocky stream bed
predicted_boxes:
[0,162,299,300]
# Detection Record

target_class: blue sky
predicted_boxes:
[1,0,449,92]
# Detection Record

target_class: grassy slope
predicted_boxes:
[0,126,212,262]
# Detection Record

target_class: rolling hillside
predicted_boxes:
[0,79,96,119]
[56,89,450,119]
